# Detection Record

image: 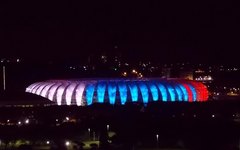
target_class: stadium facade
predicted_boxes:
[25,79,208,106]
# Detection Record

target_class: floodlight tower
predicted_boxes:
[3,65,6,91]
[1,59,6,91]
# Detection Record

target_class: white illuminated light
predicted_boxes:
[7,119,10,123]
[76,83,85,106]
[48,83,61,101]
[25,119,29,124]
[65,141,70,146]
[212,114,215,118]
[132,69,137,73]
[40,83,55,97]
[18,121,21,125]
[36,84,48,95]
[46,141,50,144]
[26,83,39,92]
[31,83,42,93]
[66,117,69,121]
[57,85,66,105]
[26,83,37,92]
[66,83,77,105]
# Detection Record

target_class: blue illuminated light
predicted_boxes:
[118,83,128,105]
[149,83,159,101]
[139,83,149,103]
[166,85,175,102]
[178,85,188,101]
[157,83,167,101]
[128,83,138,102]
[86,84,95,105]
[108,83,117,104]
[97,82,106,103]
[188,84,197,102]
[174,85,183,101]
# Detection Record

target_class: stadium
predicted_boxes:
[25,78,209,106]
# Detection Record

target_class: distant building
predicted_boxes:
[179,70,193,80]
[0,92,54,107]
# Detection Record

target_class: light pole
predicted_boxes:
[88,128,91,139]
[156,134,159,148]
[93,131,96,141]
[2,65,6,91]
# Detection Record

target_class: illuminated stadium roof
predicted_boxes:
[25,79,208,106]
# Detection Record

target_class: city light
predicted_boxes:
[66,117,69,121]
[88,128,91,138]
[65,141,70,146]
[25,119,29,124]
[46,141,50,144]
[156,134,159,145]
[18,121,21,125]
[122,72,127,76]
[132,69,137,74]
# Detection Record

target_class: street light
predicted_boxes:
[93,131,96,141]
[156,134,159,148]
[65,141,70,146]
[88,128,91,139]
[66,117,69,121]
[25,119,29,124]
[107,124,110,131]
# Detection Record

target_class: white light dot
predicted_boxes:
[65,141,70,146]
[25,119,29,124]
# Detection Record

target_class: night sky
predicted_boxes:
[0,1,239,64]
